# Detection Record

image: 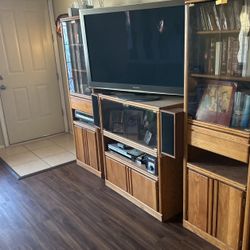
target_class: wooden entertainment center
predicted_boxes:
[61,0,250,248]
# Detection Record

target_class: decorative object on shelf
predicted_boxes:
[55,14,68,37]
[124,110,143,137]
[98,0,104,8]
[196,81,236,126]
[110,110,124,134]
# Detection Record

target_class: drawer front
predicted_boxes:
[70,96,93,116]
[130,169,158,210]
[106,157,128,192]
[188,124,249,163]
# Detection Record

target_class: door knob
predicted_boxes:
[0,84,6,90]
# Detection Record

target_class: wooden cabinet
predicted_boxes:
[187,169,246,249]
[73,122,102,177]
[187,170,209,232]
[106,157,128,192]
[216,182,245,250]
[130,169,158,210]
[105,156,158,211]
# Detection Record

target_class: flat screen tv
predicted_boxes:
[80,0,184,96]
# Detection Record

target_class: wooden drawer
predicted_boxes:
[70,95,93,116]
[188,120,250,163]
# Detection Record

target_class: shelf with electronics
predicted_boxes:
[94,92,184,221]
[184,0,250,249]
[61,16,103,177]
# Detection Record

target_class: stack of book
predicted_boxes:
[196,1,241,31]
[231,91,250,129]
[202,36,250,77]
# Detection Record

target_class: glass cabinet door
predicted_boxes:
[188,0,250,130]
[101,99,158,149]
[61,18,91,95]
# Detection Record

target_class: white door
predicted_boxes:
[0,0,65,144]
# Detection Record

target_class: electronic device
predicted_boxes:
[144,155,157,175]
[75,110,94,124]
[108,143,144,160]
[92,94,100,127]
[80,0,184,96]
[161,109,183,159]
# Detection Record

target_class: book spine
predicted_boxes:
[240,95,250,129]
[227,36,234,76]
[231,39,241,76]
[212,4,221,30]
[208,38,216,75]
[215,41,222,76]
[220,38,228,75]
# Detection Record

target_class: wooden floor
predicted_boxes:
[0,161,217,250]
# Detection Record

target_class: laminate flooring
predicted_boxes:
[0,162,217,250]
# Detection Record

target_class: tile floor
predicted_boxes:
[0,133,76,178]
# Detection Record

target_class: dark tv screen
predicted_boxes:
[82,4,184,95]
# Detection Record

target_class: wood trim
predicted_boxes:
[99,94,183,112]
[105,180,163,221]
[212,180,218,237]
[76,160,102,177]
[70,95,93,116]
[103,130,157,157]
[183,4,190,221]
[243,156,250,249]
[187,163,247,191]
[207,178,213,235]
[188,119,250,141]
[70,92,92,100]
[73,121,96,132]
[183,220,227,250]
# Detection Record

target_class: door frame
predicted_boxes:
[0,0,69,147]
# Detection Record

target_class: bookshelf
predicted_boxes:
[184,0,250,249]
[61,16,91,96]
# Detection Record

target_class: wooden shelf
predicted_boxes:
[105,151,158,181]
[103,130,157,157]
[70,92,91,100]
[196,30,240,35]
[72,69,86,73]
[190,73,250,82]
[187,154,248,191]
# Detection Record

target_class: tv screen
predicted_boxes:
[80,1,184,95]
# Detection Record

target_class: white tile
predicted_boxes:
[3,152,39,167]
[24,140,55,151]
[12,159,51,177]
[31,145,66,158]
[43,152,76,167]
[0,145,29,158]
[49,133,73,144]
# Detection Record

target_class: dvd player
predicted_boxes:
[75,110,94,124]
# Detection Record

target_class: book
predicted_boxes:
[208,38,216,74]
[241,36,250,77]
[220,37,228,75]
[240,94,250,129]
[233,0,242,30]
[212,4,221,30]
[227,36,235,76]
[196,81,237,126]
[218,5,228,30]
[231,39,241,76]
[215,41,222,75]
[231,91,246,128]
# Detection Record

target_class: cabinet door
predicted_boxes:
[130,169,158,210]
[215,182,245,250]
[86,129,99,170]
[188,170,209,232]
[106,157,128,192]
[73,125,89,165]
